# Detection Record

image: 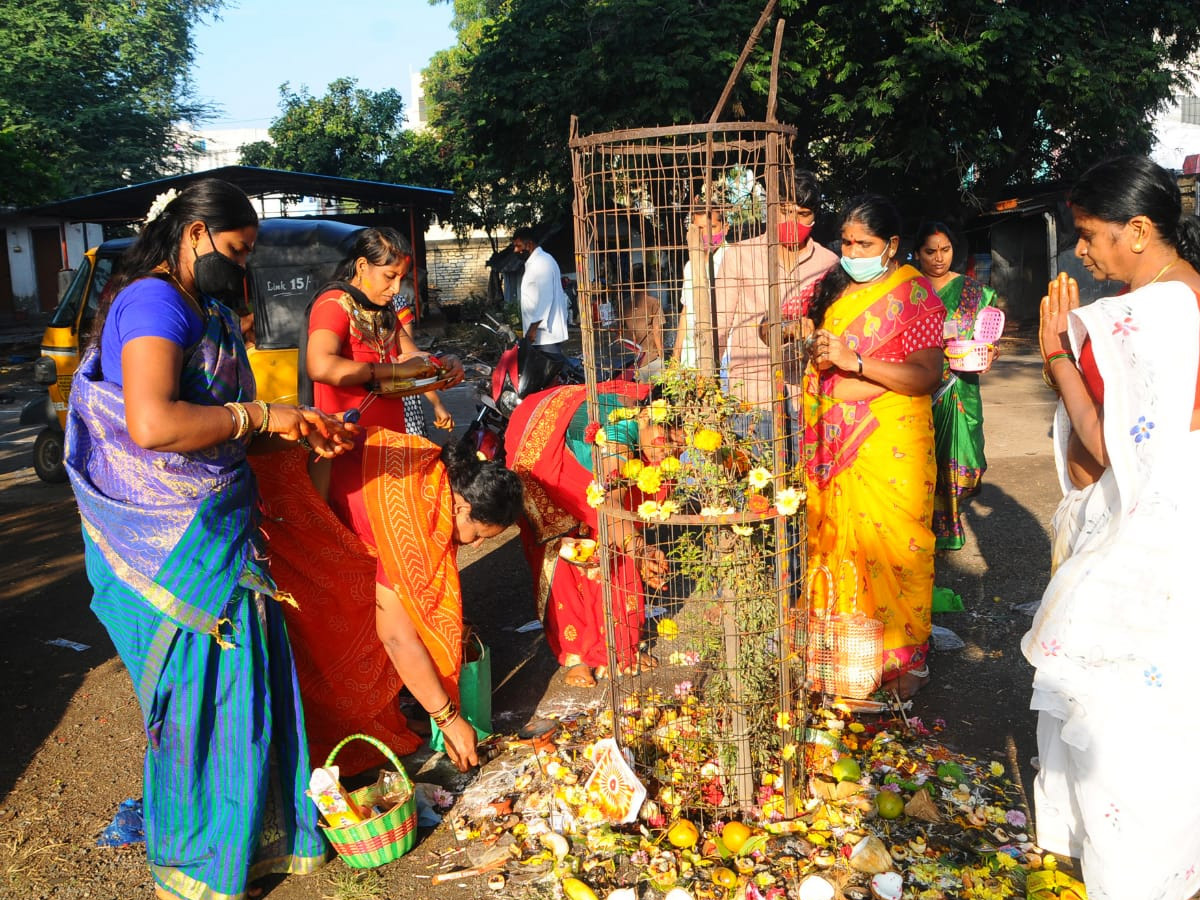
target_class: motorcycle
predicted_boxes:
[463,313,643,462]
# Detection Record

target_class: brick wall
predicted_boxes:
[426,236,494,305]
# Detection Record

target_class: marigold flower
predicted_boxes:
[659,455,681,474]
[731,524,754,537]
[747,492,770,514]
[692,428,723,452]
[635,465,662,494]
[649,398,670,423]
[747,466,772,489]
[607,406,638,423]
[621,458,645,480]
[585,481,606,509]
[774,711,791,729]
[775,487,802,516]
[657,500,679,520]
[636,500,661,521]
[657,618,679,639]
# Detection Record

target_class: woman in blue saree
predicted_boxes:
[65,180,357,900]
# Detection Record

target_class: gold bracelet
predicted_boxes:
[438,709,461,731]
[250,399,270,435]
[223,402,251,440]
[431,700,458,727]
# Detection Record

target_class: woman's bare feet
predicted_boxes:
[882,666,929,700]
[563,664,596,688]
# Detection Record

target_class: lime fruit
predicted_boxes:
[830,757,862,783]
[875,790,905,819]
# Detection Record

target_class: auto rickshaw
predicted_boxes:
[21,217,365,482]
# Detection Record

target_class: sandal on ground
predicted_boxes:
[563,664,597,688]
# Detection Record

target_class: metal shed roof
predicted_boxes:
[21,165,452,224]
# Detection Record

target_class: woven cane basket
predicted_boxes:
[806,563,883,699]
[320,734,417,869]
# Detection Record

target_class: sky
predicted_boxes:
[189,0,457,130]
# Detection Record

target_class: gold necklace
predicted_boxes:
[155,264,202,312]
[1146,258,1179,286]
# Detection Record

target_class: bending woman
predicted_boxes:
[65,180,357,900]
[1022,156,1200,900]
[255,435,522,775]
[914,221,999,552]
[797,194,945,699]
[506,383,676,687]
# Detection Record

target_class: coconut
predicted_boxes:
[903,789,942,823]
[848,835,893,874]
[796,874,836,900]
[870,871,904,900]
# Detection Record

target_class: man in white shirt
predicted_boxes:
[513,227,570,360]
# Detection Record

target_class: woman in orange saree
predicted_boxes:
[795,195,945,699]
[253,437,522,775]
[506,382,676,687]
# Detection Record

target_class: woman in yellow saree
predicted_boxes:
[794,195,945,698]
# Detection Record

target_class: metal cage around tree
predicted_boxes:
[568,116,813,819]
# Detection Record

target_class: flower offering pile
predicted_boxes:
[443,700,1066,900]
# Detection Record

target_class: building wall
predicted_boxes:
[426,235,493,305]
[2,221,106,314]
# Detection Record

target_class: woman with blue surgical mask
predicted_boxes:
[797,194,946,700]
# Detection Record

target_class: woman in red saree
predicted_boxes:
[795,195,945,699]
[506,382,678,687]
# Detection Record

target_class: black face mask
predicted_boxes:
[193,226,247,304]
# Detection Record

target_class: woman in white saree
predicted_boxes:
[1023,156,1200,900]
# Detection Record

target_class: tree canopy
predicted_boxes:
[0,0,222,208]
[422,0,1200,226]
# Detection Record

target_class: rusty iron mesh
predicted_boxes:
[567,121,814,817]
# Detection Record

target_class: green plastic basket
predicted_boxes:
[319,734,417,869]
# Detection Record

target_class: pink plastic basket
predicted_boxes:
[946,306,1004,372]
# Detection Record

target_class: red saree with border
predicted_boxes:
[506,382,648,669]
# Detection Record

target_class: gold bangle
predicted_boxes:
[438,709,461,731]
[223,402,251,440]
[431,700,458,727]
[251,399,270,435]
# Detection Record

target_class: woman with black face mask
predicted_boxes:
[71,178,359,899]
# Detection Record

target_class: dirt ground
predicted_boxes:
[0,327,1060,900]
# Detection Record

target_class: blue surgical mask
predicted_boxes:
[840,249,890,282]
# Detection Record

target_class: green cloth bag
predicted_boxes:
[932,585,965,613]
[430,633,492,752]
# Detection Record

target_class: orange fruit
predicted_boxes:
[667,819,699,848]
[721,821,752,853]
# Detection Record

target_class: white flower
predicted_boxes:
[747,467,772,490]
[142,189,179,229]
[699,505,736,518]
[775,487,802,516]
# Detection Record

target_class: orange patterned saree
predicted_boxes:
[253,431,462,775]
